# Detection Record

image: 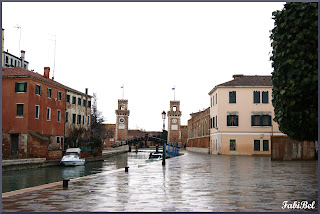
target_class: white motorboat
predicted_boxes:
[146,152,163,162]
[61,148,85,166]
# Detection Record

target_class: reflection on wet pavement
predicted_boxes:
[2,151,318,212]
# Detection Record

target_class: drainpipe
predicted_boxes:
[271,115,273,153]
[63,90,67,152]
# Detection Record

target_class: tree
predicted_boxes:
[270,2,318,141]
[90,93,106,147]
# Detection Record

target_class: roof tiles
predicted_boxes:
[2,67,91,97]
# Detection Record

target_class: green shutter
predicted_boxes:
[268,115,272,126]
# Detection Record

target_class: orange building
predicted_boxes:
[2,67,66,158]
[187,108,210,153]
[2,67,92,159]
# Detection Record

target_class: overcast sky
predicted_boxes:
[2,2,285,131]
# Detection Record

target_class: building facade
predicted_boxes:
[2,50,29,69]
[180,125,188,148]
[65,88,92,139]
[115,99,130,143]
[2,66,92,159]
[2,29,29,69]
[103,124,116,147]
[208,74,285,155]
[167,101,182,146]
[2,67,65,158]
[187,107,210,153]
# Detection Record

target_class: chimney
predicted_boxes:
[85,88,88,95]
[21,50,25,68]
[233,74,244,79]
[44,67,50,78]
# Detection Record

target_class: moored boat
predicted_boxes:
[146,152,163,162]
[61,148,85,166]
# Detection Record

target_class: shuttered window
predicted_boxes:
[66,112,69,123]
[227,115,239,126]
[17,104,24,117]
[57,92,62,101]
[262,91,269,103]
[251,115,271,126]
[72,114,76,124]
[72,96,76,104]
[253,91,260,103]
[35,105,40,119]
[230,139,236,151]
[254,140,269,151]
[57,110,61,122]
[35,84,41,95]
[47,88,52,98]
[229,91,236,103]
[263,140,269,151]
[254,140,260,151]
[47,108,51,120]
[77,114,81,124]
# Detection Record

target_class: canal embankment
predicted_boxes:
[3,146,129,172]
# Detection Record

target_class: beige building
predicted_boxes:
[208,74,285,155]
[65,88,92,138]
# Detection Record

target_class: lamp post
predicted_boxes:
[162,111,166,166]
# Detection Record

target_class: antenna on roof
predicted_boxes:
[13,24,21,54]
[49,34,56,80]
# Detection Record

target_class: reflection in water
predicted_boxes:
[62,166,86,180]
[3,152,150,193]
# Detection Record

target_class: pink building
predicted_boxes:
[208,74,286,155]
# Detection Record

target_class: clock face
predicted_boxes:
[119,117,125,124]
[172,119,177,123]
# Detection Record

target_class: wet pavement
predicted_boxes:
[2,151,318,212]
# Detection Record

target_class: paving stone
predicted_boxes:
[2,151,318,212]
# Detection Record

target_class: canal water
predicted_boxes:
[2,151,152,193]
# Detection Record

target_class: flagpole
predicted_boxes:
[174,85,175,101]
[122,84,124,99]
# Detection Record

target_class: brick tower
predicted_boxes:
[115,99,130,144]
[167,100,182,144]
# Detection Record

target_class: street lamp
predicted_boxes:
[162,111,166,130]
[162,111,166,166]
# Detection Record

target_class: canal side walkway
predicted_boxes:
[2,146,129,171]
[2,151,318,212]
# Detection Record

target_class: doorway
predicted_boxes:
[11,134,19,156]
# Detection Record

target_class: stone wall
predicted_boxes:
[187,147,209,154]
[27,132,49,158]
[271,136,316,160]
[2,133,11,158]
[47,150,62,160]
[187,137,210,148]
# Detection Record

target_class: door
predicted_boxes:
[11,134,19,155]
